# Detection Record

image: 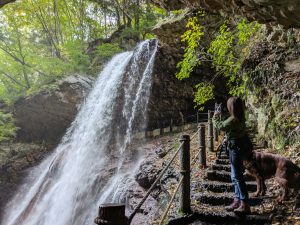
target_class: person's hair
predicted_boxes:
[227,97,245,121]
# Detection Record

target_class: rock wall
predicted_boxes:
[0,0,15,7]
[241,26,300,148]
[150,0,300,28]
[13,75,94,146]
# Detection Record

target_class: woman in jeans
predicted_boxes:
[213,97,253,214]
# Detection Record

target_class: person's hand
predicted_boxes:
[213,111,221,118]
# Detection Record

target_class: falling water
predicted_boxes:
[2,39,158,225]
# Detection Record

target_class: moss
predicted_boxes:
[0,112,18,143]
[271,95,283,112]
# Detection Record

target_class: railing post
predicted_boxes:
[213,124,218,144]
[198,124,206,168]
[207,110,214,152]
[179,134,191,214]
[94,203,128,225]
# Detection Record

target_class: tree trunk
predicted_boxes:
[134,0,140,30]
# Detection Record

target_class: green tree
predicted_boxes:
[176,15,261,109]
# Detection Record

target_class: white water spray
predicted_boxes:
[2,40,158,225]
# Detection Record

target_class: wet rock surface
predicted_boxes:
[0,143,49,216]
[135,152,162,189]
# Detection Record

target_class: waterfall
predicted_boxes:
[2,39,158,225]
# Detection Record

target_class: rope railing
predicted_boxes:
[158,177,184,225]
[128,141,184,223]
[158,128,203,225]
[94,108,222,225]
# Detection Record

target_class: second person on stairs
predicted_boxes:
[212,97,253,215]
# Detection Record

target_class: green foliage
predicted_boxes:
[121,27,140,40]
[176,16,261,109]
[176,16,204,80]
[194,82,214,110]
[0,111,18,142]
[207,19,260,96]
[62,41,90,74]
[95,43,122,60]
[139,4,166,39]
[0,0,167,105]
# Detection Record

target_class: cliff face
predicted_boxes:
[13,75,95,146]
[150,0,300,28]
[242,27,300,148]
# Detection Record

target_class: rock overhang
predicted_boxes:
[150,0,300,28]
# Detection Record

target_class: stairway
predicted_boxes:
[167,145,272,225]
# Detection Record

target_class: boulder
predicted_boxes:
[13,75,95,146]
[135,155,162,189]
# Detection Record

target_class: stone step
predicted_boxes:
[194,193,263,206]
[206,170,255,183]
[212,164,231,172]
[197,181,257,193]
[217,154,229,160]
[167,206,271,225]
[215,159,230,165]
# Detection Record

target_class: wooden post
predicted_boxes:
[94,203,128,225]
[213,124,218,143]
[179,134,191,214]
[198,124,206,168]
[196,112,199,125]
[207,110,214,152]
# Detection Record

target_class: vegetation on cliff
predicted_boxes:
[0,112,17,141]
[176,13,261,109]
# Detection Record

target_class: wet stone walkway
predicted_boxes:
[167,148,272,225]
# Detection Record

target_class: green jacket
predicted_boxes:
[212,116,247,139]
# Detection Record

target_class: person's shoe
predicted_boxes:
[225,198,240,211]
[234,200,251,215]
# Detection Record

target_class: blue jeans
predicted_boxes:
[228,138,250,202]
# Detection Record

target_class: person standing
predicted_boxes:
[213,97,253,214]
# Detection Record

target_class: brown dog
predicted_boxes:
[244,151,300,202]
